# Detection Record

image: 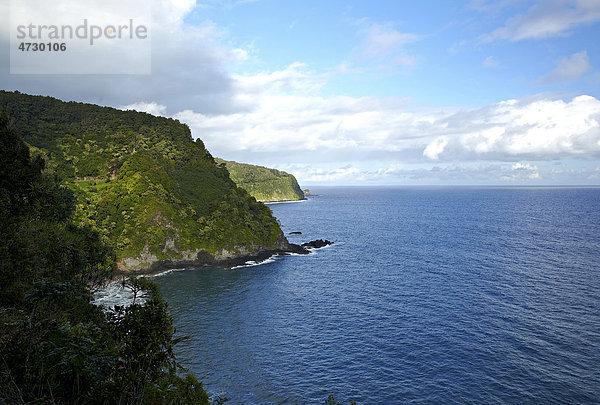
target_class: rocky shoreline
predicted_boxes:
[260,197,307,204]
[117,238,333,278]
[118,241,306,278]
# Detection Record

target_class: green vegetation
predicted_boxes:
[216,158,304,202]
[0,91,284,271]
[0,112,209,403]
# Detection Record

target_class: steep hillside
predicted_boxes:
[0,90,297,272]
[0,112,209,403]
[216,159,305,202]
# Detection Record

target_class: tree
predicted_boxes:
[0,111,209,404]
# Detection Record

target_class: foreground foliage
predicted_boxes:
[0,112,209,404]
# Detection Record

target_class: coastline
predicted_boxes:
[114,242,308,280]
[260,197,307,204]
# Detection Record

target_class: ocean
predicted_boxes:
[154,186,600,404]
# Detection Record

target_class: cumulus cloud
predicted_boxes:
[3,0,599,185]
[483,0,600,41]
[0,0,244,113]
[423,95,600,161]
[168,62,600,167]
[423,137,449,160]
[539,51,592,83]
[174,72,447,160]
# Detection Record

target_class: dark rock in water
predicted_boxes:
[213,395,229,405]
[286,243,309,255]
[301,239,334,249]
[289,231,302,235]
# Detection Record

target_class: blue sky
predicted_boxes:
[2,0,600,185]
[186,0,600,105]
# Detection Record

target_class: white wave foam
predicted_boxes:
[263,199,307,205]
[92,281,148,309]
[304,242,335,251]
[143,267,187,278]
[231,254,280,269]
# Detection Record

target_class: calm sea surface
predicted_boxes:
[154,187,600,404]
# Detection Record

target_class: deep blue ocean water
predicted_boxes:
[154,187,600,404]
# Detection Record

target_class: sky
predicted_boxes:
[2,0,600,185]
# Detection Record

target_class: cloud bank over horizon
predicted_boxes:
[2,0,600,185]
[122,82,600,185]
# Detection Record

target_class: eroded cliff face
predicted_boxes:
[118,231,306,274]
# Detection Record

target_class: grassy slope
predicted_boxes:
[216,158,304,202]
[0,91,283,269]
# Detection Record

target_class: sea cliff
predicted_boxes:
[216,158,305,202]
[0,90,305,273]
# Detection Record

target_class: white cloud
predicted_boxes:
[174,69,448,158]
[285,162,552,185]
[483,56,500,68]
[295,166,362,183]
[443,95,600,160]
[484,0,600,41]
[507,162,540,180]
[0,0,246,113]
[539,51,592,83]
[423,137,449,160]
[119,102,168,116]
[3,0,599,185]
[347,20,418,69]
[168,63,600,166]
[234,62,328,96]
[359,23,416,61]
[155,0,197,28]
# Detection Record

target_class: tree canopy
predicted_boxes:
[0,90,283,272]
[0,111,209,404]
